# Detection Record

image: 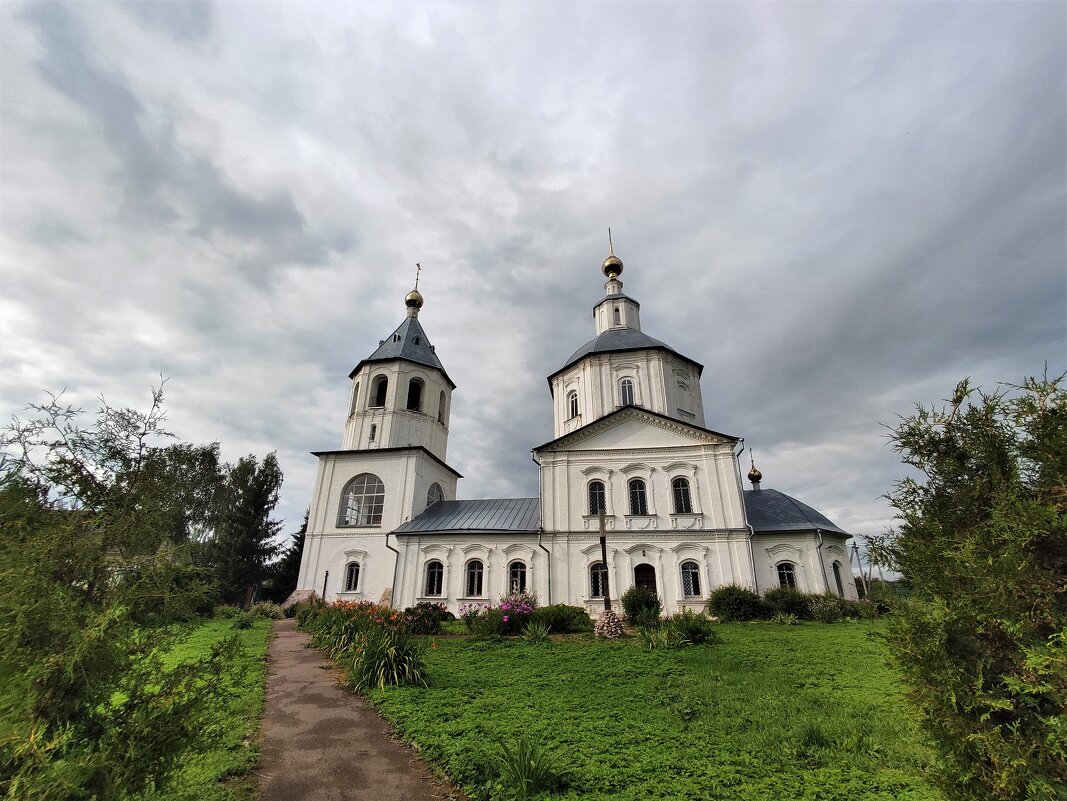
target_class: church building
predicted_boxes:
[295,245,858,615]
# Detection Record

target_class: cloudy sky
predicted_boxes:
[2,1,1064,557]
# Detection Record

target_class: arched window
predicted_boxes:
[371,375,388,407]
[833,561,845,597]
[465,560,484,597]
[588,480,606,515]
[344,562,361,592]
[590,561,607,598]
[338,473,385,526]
[567,390,578,419]
[424,560,444,596]
[628,478,648,515]
[509,561,527,594]
[350,382,360,415]
[427,482,443,506]
[672,477,693,514]
[438,390,446,423]
[613,307,621,325]
[680,561,701,598]
[620,378,635,406]
[776,562,797,589]
[407,378,423,411]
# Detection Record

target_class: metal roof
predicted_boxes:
[348,316,455,387]
[395,497,540,534]
[743,489,849,536]
[552,328,704,380]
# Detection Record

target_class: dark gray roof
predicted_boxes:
[395,497,540,534]
[553,328,704,378]
[349,316,454,387]
[744,489,849,536]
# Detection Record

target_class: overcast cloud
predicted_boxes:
[2,1,1064,558]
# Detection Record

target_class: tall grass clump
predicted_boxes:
[492,731,570,800]
[348,627,428,690]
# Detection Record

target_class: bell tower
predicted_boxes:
[341,284,455,460]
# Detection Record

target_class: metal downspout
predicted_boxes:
[734,437,759,593]
[815,529,831,593]
[385,532,401,609]
[532,450,551,604]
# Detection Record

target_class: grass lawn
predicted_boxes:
[137,617,273,801]
[367,622,945,801]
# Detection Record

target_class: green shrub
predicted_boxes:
[231,612,254,629]
[214,604,242,619]
[706,585,769,621]
[771,611,801,625]
[764,587,814,620]
[639,625,688,650]
[664,609,718,644]
[493,731,570,800]
[348,627,429,691]
[620,585,662,625]
[809,593,848,623]
[468,607,507,640]
[251,600,284,619]
[521,621,552,643]
[403,602,451,635]
[531,604,592,634]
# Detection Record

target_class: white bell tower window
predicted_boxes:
[338,473,385,526]
[620,378,635,406]
[407,378,423,411]
[567,390,579,419]
[371,376,388,407]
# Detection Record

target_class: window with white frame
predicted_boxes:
[588,480,606,515]
[776,562,797,589]
[680,560,701,597]
[350,382,360,415]
[628,478,648,515]
[338,473,385,526]
[427,482,443,506]
[465,560,483,596]
[672,477,693,514]
[589,561,607,598]
[425,560,444,596]
[567,390,578,419]
[508,561,527,594]
[620,378,635,406]
[344,562,361,592]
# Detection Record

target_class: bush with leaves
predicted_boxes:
[530,604,593,634]
[620,585,662,626]
[251,600,284,620]
[764,587,814,620]
[868,373,1067,800]
[0,386,239,800]
[403,601,451,635]
[664,609,718,644]
[706,585,769,622]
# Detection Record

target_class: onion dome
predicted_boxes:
[747,465,763,483]
[405,288,424,309]
[602,253,623,278]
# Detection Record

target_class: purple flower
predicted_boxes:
[503,616,510,622]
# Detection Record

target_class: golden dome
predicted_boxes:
[405,288,424,308]
[747,465,763,483]
[602,254,624,278]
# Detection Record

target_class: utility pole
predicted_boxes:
[599,508,611,610]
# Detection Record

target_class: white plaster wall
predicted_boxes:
[751,533,857,599]
[342,360,452,459]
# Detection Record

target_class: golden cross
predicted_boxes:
[608,228,615,256]
[414,262,421,290]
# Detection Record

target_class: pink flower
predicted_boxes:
[503,616,510,622]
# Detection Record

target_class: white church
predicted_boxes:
[295,245,858,615]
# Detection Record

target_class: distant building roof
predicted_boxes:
[349,316,455,387]
[743,489,849,536]
[395,497,540,534]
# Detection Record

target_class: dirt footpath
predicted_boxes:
[257,619,463,801]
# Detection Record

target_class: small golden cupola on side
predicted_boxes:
[405,262,425,317]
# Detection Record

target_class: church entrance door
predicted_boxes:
[634,563,657,594]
